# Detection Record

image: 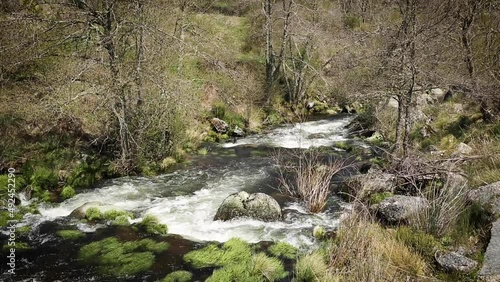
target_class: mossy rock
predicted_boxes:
[56,229,85,240]
[184,238,252,268]
[60,186,76,199]
[214,192,282,222]
[185,238,287,281]
[139,215,168,235]
[162,270,193,282]
[79,237,168,277]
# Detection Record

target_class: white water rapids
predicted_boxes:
[30,116,354,248]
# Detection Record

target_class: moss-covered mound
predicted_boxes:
[184,238,287,282]
[79,237,169,277]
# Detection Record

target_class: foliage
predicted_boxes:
[112,215,131,226]
[56,229,85,240]
[162,270,193,282]
[368,192,393,205]
[395,226,441,262]
[184,238,252,268]
[85,207,102,221]
[184,238,287,281]
[79,237,168,277]
[295,252,330,281]
[251,253,287,281]
[328,212,428,281]
[103,210,133,221]
[30,167,58,191]
[140,215,168,235]
[60,186,75,199]
[268,241,298,259]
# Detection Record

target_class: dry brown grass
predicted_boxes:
[328,211,430,281]
[273,149,349,213]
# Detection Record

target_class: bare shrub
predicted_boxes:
[329,211,429,281]
[273,149,349,213]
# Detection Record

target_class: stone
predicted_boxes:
[232,125,245,137]
[479,219,500,281]
[467,181,500,216]
[429,88,446,101]
[366,131,383,143]
[445,172,468,191]
[210,118,229,133]
[387,96,399,108]
[377,195,429,223]
[69,202,124,219]
[341,170,396,201]
[436,251,477,273]
[454,142,473,156]
[214,192,282,222]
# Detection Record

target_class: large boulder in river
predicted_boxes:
[468,181,500,217]
[377,195,428,223]
[69,202,124,219]
[214,191,282,222]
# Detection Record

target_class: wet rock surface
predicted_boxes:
[214,191,282,222]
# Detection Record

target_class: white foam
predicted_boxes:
[223,116,353,149]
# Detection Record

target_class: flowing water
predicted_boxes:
[1,114,356,281]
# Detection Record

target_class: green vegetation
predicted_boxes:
[79,237,168,277]
[295,252,330,282]
[112,215,131,226]
[395,226,441,262]
[184,238,287,281]
[162,270,193,282]
[85,207,102,221]
[140,215,168,235]
[103,210,133,221]
[368,192,393,205]
[60,186,76,199]
[268,241,298,259]
[56,229,85,240]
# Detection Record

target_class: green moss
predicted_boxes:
[103,210,133,221]
[3,242,31,251]
[56,229,85,240]
[333,141,352,152]
[251,253,287,281]
[268,242,298,259]
[85,207,102,221]
[17,225,31,236]
[395,226,441,262]
[140,215,168,235]
[368,192,393,205]
[79,237,167,277]
[197,148,208,155]
[184,238,252,268]
[112,215,131,226]
[60,186,76,199]
[206,263,253,282]
[162,270,193,282]
[184,244,224,268]
[294,252,329,281]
